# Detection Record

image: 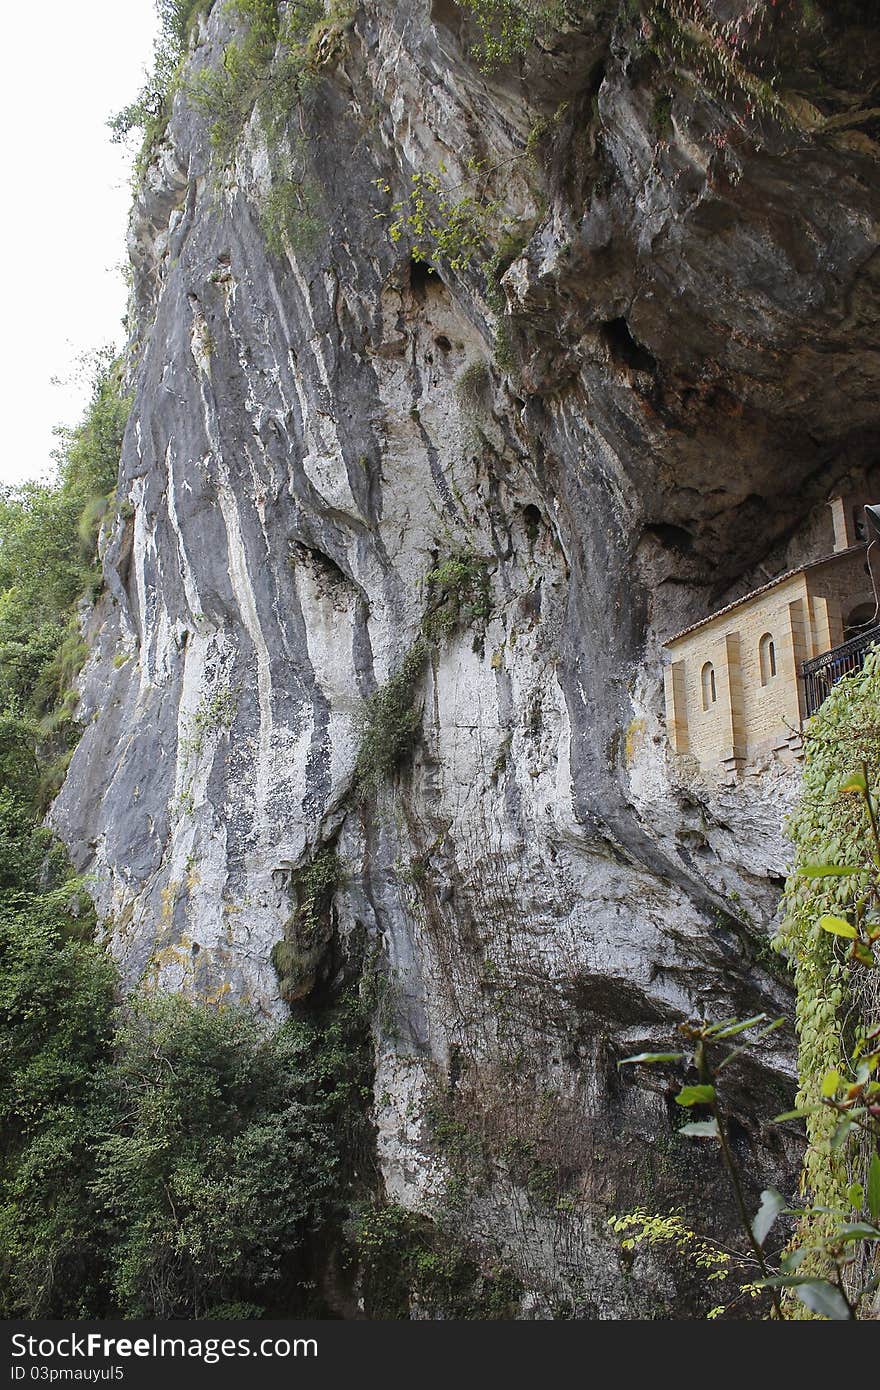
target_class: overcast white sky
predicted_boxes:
[0,0,159,486]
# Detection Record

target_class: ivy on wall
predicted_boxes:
[778,649,880,1300]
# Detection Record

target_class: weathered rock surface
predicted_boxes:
[53,1,880,1315]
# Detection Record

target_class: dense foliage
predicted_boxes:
[778,652,880,1310]
[0,913,372,1316]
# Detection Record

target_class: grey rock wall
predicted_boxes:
[52,1,880,1315]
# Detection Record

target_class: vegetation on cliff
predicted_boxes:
[0,909,373,1316]
[613,658,880,1319]
[777,654,880,1314]
[0,352,129,810]
[0,357,366,1319]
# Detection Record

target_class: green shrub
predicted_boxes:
[456,0,566,71]
[0,909,116,1317]
[0,353,130,723]
[423,551,492,641]
[187,0,323,164]
[92,993,341,1317]
[0,927,377,1318]
[382,169,506,274]
[455,359,492,416]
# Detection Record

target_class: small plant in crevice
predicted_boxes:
[454,359,493,417]
[172,681,239,824]
[651,89,674,139]
[422,552,492,644]
[455,0,570,73]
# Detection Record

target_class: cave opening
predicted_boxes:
[644,522,694,554]
[409,258,441,299]
[601,316,657,374]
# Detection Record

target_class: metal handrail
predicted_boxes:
[801,626,880,718]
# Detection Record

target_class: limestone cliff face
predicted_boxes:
[53,2,880,1315]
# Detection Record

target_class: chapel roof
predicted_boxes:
[663,543,867,647]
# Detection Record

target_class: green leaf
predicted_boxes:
[752,1187,786,1247]
[836,1223,879,1242]
[717,1017,788,1073]
[772,1107,813,1123]
[821,1069,841,1098]
[819,915,858,939]
[795,1280,852,1319]
[674,1084,715,1108]
[780,1248,808,1273]
[830,1118,853,1152]
[868,1152,880,1223]
[618,1052,685,1067]
[678,1119,719,1139]
[709,1014,767,1039]
[846,1181,865,1209]
[799,863,861,878]
[839,770,868,795]
[755,1273,814,1288]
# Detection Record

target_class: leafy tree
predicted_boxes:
[93,995,342,1317]
[0,908,116,1317]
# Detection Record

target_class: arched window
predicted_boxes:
[759,632,776,686]
[701,661,717,710]
[845,603,874,641]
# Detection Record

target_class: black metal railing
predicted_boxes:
[801,626,880,718]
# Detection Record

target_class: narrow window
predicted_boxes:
[701,661,716,710]
[759,632,776,686]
